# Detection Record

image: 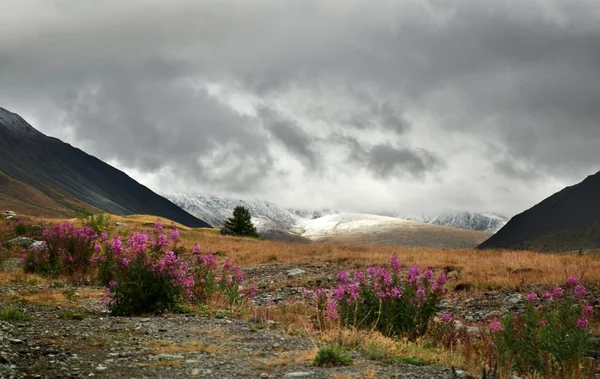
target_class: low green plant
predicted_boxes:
[313,345,353,367]
[383,356,429,366]
[74,207,112,235]
[490,276,594,376]
[0,306,30,321]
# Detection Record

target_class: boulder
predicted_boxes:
[286,268,306,277]
[30,241,46,250]
[5,237,35,248]
[2,211,16,219]
[220,228,234,236]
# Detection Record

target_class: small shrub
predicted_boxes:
[314,345,353,367]
[308,256,446,340]
[490,276,594,376]
[74,208,112,235]
[383,356,429,366]
[0,306,30,321]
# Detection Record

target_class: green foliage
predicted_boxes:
[0,306,31,321]
[223,206,259,238]
[492,287,593,376]
[106,258,186,316]
[74,207,112,235]
[383,356,429,366]
[313,345,353,367]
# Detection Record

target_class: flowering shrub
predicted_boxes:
[23,223,99,279]
[308,256,446,339]
[490,276,594,376]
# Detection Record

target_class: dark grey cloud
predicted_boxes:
[1,0,600,215]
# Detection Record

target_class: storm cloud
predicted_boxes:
[1,0,600,215]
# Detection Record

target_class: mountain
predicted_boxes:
[404,212,508,233]
[477,172,600,252]
[288,208,339,219]
[0,107,210,227]
[168,193,492,247]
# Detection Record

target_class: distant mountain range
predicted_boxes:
[0,107,210,227]
[478,171,600,252]
[167,193,493,248]
[403,212,508,233]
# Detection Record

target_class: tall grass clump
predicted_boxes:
[307,255,446,340]
[490,275,595,377]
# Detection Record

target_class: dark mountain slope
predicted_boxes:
[0,107,210,227]
[478,171,600,251]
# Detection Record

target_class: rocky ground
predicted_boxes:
[0,260,598,379]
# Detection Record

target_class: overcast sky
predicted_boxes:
[2,0,600,217]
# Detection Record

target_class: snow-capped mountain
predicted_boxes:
[403,212,508,233]
[165,193,303,231]
[288,208,339,219]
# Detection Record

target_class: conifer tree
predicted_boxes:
[223,206,259,238]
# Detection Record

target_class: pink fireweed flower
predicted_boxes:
[234,264,244,282]
[423,268,433,282]
[347,283,360,300]
[109,280,118,288]
[407,264,420,285]
[94,242,102,252]
[576,318,589,329]
[552,287,564,298]
[200,254,216,269]
[192,244,201,255]
[247,284,257,298]
[337,270,350,284]
[441,313,453,323]
[332,285,345,301]
[325,301,339,321]
[583,305,594,316]
[169,228,180,243]
[416,286,426,302]
[527,293,538,303]
[354,271,365,282]
[542,292,553,301]
[566,275,578,287]
[390,255,401,273]
[101,232,108,241]
[489,320,503,333]
[304,288,312,297]
[223,259,232,271]
[391,286,402,298]
[574,285,587,299]
[538,319,549,326]
[122,257,130,267]
[154,220,163,233]
[67,255,74,263]
[111,236,123,256]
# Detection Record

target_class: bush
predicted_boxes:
[0,305,30,321]
[23,223,99,280]
[223,206,259,238]
[314,345,353,367]
[308,256,446,340]
[490,276,594,376]
[74,207,112,235]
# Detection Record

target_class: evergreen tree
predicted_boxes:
[223,206,259,238]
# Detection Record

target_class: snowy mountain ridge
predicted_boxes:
[166,193,507,233]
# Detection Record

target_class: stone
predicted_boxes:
[5,237,34,248]
[2,211,16,219]
[220,228,234,236]
[115,222,127,227]
[286,268,305,277]
[30,241,45,250]
[158,354,184,361]
[504,294,523,305]
[486,310,502,318]
[284,372,313,377]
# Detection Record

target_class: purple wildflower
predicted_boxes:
[542,292,553,301]
[337,270,350,284]
[441,313,453,323]
[489,320,503,333]
[325,301,339,321]
[583,305,594,316]
[552,287,564,298]
[407,264,420,285]
[574,285,587,299]
[423,268,433,281]
[390,255,401,273]
[527,293,538,303]
[192,244,200,255]
[576,318,589,329]
[354,271,365,282]
[566,275,578,287]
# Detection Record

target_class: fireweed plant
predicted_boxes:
[307,255,447,340]
[489,276,594,376]
[22,221,256,315]
[23,223,100,279]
